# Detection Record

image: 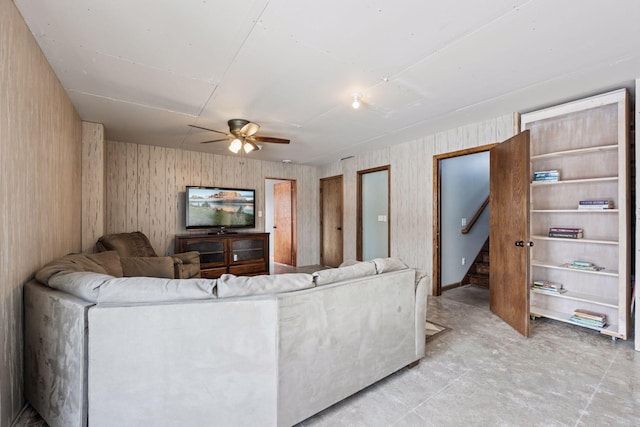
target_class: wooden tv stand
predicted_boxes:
[175,232,269,279]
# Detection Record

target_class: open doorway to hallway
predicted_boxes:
[433,145,494,303]
[265,178,297,271]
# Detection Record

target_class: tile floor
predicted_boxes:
[298,285,639,426]
[15,284,639,427]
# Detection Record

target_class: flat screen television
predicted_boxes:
[185,186,255,231]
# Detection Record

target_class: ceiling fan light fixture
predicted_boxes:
[229,138,242,153]
[351,93,361,109]
[243,141,255,153]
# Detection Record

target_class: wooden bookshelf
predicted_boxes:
[522,89,630,340]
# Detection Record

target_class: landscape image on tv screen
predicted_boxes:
[187,187,255,228]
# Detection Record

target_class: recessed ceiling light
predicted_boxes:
[352,93,361,109]
[282,159,292,164]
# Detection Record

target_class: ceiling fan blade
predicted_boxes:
[189,124,228,136]
[253,136,290,144]
[200,138,229,144]
[240,122,260,137]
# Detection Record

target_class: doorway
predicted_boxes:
[357,166,390,261]
[265,179,297,267]
[320,175,343,267]
[433,133,532,338]
[433,145,495,296]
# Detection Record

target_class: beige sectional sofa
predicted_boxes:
[24,251,428,427]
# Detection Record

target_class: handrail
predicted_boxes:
[461,196,489,235]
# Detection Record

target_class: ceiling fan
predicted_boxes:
[189,119,290,154]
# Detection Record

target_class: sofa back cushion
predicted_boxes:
[96,277,217,304]
[36,251,123,285]
[312,261,376,286]
[217,273,314,298]
[96,231,158,258]
[121,256,175,279]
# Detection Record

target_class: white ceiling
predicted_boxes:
[14,0,640,165]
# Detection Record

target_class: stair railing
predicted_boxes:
[461,196,489,235]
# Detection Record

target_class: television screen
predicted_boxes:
[186,186,255,229]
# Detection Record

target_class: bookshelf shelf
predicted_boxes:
[530,209,618,213]
[529,305,621,338]
[522,89,629,340]
[531,260,619,277]
[530,144,617,160]
[530,176,618,186]
[531,235,618,245]
[530,288,618,308]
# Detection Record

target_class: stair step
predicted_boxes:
[475,263,490,274]
[469,274,489,287]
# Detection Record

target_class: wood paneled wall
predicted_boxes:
[319,115,517,289]
[105,142,320,265]
[0,0,83,424]
[82,122,106,252]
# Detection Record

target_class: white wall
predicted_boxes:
[440,152,490,286]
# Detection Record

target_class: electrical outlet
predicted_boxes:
[461,257,466,266]
[461,217,467,227]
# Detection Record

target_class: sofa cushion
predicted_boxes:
[372,257,409,274]
[36,251,123,285]
[217,273,314,298]
[121,256,175,279]
[312,261,376,286]
[97,277,217,304]
[48,271,114,302]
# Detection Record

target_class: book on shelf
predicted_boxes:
[532,170,559,182]
[569,309,607,328]
[532,280,566,294]
[561,260,604,271]
[548,227,583,239]
[578,200,613,210]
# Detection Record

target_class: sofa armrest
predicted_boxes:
[24,280,92,427]
[172,251,200,265]
[172,251,200,279]
[414,271,430,360]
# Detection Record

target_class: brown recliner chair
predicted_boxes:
[96,231,200,279]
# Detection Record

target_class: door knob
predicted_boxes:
[515,241,524,247]
[526,241,534,247]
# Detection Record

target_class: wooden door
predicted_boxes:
[489,131,530,336]
[320,175,343,267]
[274,182,294,265]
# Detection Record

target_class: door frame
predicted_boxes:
[320,174,344,267]
[265,178,297,267]
[357,165,390,261]
[432,144,497,296]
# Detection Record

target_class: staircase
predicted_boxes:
[462,238,490,288]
